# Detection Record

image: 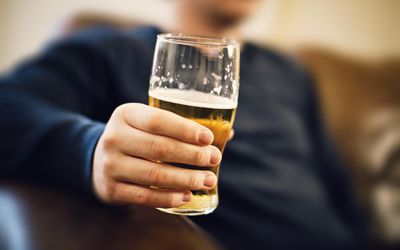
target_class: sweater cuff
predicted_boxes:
[81,122,106,194]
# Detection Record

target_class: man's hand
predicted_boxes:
[93,103,222,208]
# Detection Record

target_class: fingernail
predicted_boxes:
[198,130,213,145]
[182,191,192,202]
[203,174,216,188]
[209,147,221,165]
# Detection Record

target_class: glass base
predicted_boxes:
[156,206,217,216]
[157,193,218,216]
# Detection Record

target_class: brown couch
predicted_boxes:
[301,49,400,247]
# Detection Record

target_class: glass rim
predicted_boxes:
[157,33,239,48]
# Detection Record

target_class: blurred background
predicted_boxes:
[0,0,399,248]
[1,0,399,72]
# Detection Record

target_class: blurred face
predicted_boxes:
[188,0,261,27]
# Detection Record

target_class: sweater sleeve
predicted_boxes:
[0,28,126,193]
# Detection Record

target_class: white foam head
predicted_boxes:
[149,89,237,109]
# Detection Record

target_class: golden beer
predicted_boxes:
[149,88,236,215]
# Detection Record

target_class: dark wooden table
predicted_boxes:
[0,182,223,250]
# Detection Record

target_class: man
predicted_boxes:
[0,0,363,249]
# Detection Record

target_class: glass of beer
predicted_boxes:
[148,34,240,216]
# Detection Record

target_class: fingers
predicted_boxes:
[228,129,234,141]
[93,103,223,208]
[121,103,214,145]
[114,124,222,167]
[108,154,217,190]
[111,182,193,208]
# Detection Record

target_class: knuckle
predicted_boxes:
[193,149,207,165]
[147,166,165,185]
[102,155,117,176]
[187,174,201,189]
[102,133,117,150]
[181,124,195,141]
[114,104,128,116]
[147,112,163,133]
[115,103,143,117]
[103,181,118,202]
[129,103,146,114]
[150,138,169,158]
[165,193,176,207]
[135,190,149,205]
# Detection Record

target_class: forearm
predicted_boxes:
[0,88,105,192]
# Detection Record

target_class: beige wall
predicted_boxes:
[0,0,175,72]
[270,0,400,59]
[0,0,399,72]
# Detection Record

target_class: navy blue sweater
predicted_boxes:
[0,26,363,249]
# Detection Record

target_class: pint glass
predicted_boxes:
[148,34,240,215]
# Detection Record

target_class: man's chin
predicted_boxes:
[209,12,248,29]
